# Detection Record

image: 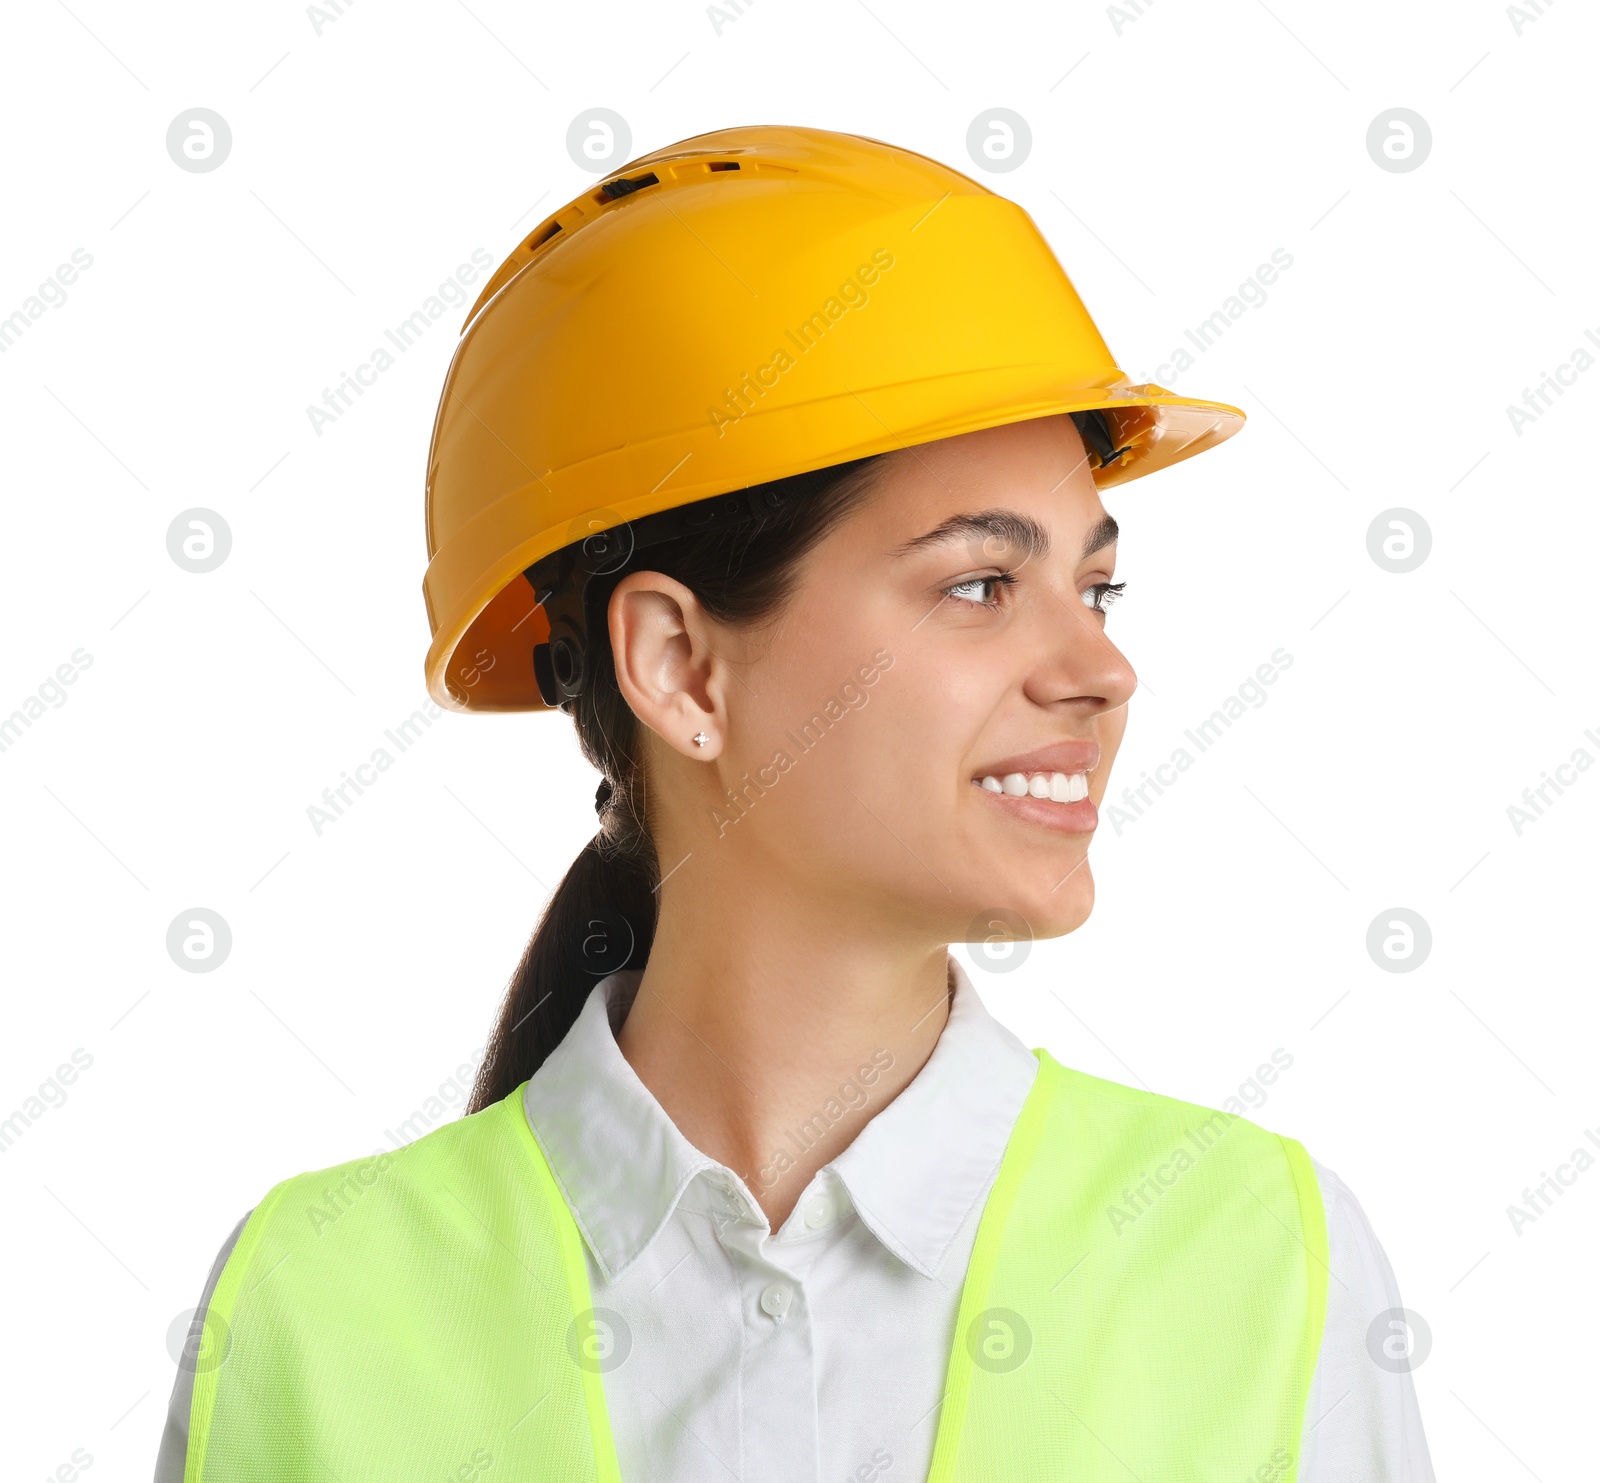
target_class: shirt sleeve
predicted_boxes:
[1296,1159,1435,1483]
[153,1210,253,1483]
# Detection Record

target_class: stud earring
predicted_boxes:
[692,732,710,748]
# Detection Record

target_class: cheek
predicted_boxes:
[748,662,942,806]
[740,582,908,764]
[732,630,968,869]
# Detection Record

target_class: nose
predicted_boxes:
[1022,589,1138,717]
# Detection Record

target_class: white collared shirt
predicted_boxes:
[156,957,1436,1481]
[520,958,1436,1483]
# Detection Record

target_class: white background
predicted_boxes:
[2,1,1595,1477]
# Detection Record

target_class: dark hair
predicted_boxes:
[465,455,886,1112]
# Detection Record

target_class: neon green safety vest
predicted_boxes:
[182,1050,1327,1482]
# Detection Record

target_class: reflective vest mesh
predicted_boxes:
[184,1050,1325,1482]
[926,1053,1326,1481]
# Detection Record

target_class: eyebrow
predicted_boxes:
[890,508,1118,563]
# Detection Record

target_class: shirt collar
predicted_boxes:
[521,954,1039,1284]
[829,956,1039,1276]
[521,971,716,1285]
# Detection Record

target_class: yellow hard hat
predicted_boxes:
[422,123,1245,713]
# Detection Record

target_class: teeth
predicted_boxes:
[979,771,1090,804]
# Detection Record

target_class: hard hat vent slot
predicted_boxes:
[708,161,740,172]
[599,171,660,201]
[531,220,562,249]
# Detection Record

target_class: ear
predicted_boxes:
[606,571,727,760]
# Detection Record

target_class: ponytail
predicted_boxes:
[466,826,658,1113]
[465,455,886,1113]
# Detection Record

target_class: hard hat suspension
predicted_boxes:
[525,477,802,711]
[1071,408,1133,471]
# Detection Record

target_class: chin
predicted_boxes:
[958,862,1096,948]
[1035,868,1096,939]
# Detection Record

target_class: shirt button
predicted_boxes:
[759,1282,792,1319]
[803,1194,835,1229]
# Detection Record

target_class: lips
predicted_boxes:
[970,742,1100,834]
[971,741,1100,781]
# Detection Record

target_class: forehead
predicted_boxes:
[853,414,1108,542]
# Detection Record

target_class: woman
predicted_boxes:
[157,126,1433,1481]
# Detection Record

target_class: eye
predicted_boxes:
[1081,580,1126,614]
[943,571,1017,608]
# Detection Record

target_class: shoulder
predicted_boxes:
[1297,1157,1439,1481]
[1305,1156,1411,1312]
[236,1086,534,1252]
[1036,1049,1313,1165]
[1028,1051,1327,1248]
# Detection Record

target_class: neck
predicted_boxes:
[616,881,951,1230]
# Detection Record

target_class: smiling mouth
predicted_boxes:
[973,770,1091,804]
